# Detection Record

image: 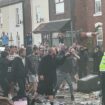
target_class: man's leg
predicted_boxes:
[65,73,74,101]
[17,78,26,98]
[0,79,9,97]
[54,72,64,95]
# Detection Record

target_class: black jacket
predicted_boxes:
[12,56,32,79]
[38,54,66,80]
[0,58,9,79]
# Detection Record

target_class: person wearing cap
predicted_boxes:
[99,52,105,105]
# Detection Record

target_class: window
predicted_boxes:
[55,0,64,14]
[16,8,20,25]
[36,6,44,23]
[0,9,3,27]
[95,0,102,14]
[95,23,103,46]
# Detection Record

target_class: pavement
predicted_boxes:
[0,83,102,105]
[55,91,101,105]
[53,82,101,105]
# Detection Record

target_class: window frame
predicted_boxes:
[16,8,20,25]
[55,0,65,14]
[95,22,104,45]
[0,11,3,28]
[94,0,102,15]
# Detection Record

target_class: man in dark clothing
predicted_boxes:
[27,46,40,94]
[93,46,103,74]
[0,51,9,97]
[13,48,32,99]
[54,47,80,100]
[37,47,68,105]
[78,47,89,78]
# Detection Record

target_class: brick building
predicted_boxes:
[33,0,76,46]
[75,0,105,50]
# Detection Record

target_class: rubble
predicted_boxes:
[56,91,101,105]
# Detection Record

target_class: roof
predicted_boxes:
[0,0,23,7]
[33,20,71,34]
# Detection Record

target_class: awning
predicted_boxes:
[33,20,71,34]
[0,0,23,7]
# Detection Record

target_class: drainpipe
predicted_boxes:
[70,0,73,44]
[22,1,25,46]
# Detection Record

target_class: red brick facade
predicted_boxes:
[75,0,105,49]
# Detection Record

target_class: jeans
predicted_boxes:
[54,71,73,95]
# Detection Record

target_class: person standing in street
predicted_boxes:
[54,46,79,101]
[12,48,30,99]
[93,46,103,74]
[36,47,68,105]
[27,46,40,95]
[0,51,10,97]
[78,46,89,78]
[99,52,105,105]
[1,32,9,46]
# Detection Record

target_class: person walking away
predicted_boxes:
[0,51,10,97]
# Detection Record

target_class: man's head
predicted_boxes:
[2,32,5,36]
[9,46,15,55]
[1,51,9,59]
[33,46,39,55]
[19,48,26,57]
[48,47,57,56]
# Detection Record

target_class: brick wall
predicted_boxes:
[75,0,105,49]
[49,0,71,21]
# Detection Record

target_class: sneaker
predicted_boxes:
[71,95,75,101]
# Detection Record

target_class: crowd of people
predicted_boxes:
[0,43,103,105]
